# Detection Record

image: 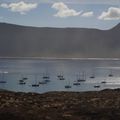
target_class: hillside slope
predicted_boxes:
[0,23,120,58]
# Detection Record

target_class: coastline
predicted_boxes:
[0,89,120,120]
[0,57,120,61]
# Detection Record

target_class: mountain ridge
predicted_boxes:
[1,22,119,30]
[0,22,119,58]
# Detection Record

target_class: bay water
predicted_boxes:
[0,58,120,93]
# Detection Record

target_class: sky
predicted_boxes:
[0,0,120,30]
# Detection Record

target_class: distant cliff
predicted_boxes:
[0,23,120,58]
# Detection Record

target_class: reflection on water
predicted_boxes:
[0,59,120,93]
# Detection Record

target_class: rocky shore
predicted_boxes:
[0,89,120,120]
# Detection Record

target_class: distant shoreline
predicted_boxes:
[0,57,120,60]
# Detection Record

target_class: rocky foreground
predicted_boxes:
[0,89,120,120]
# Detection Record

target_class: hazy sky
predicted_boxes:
[0,0,120,29]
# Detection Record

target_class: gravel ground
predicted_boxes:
[0,89,120,120]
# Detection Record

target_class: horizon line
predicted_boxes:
[0,57,120,60]
[0,22,119,30]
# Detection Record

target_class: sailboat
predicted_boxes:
[32,84,39,87]
[0,81,7,83]
[94,80,101,88]
[32,74,39,87]
[19,74,27,85]
[39,74,47,85]
[65,85,72,88]
[43,72,50,79]
[90,73,95,78]
[43,72,50,82]
[90,69,95,79]
[94,85,100,88]
[19,79,26,85]
[65,79,72,89]
[39,81,47,85]
[108,69,113,77]
[0,71,7,84]
[57,72,65,80]
[22,77,28,80]
[77,72,86,82]
[73,82,80,86]
[101,80,107,84]
[73,75,81,86]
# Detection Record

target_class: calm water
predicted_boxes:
[0,58,120,93]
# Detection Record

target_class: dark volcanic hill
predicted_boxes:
[0,23,120,58]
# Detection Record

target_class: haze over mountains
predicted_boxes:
[0,23,120,58]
